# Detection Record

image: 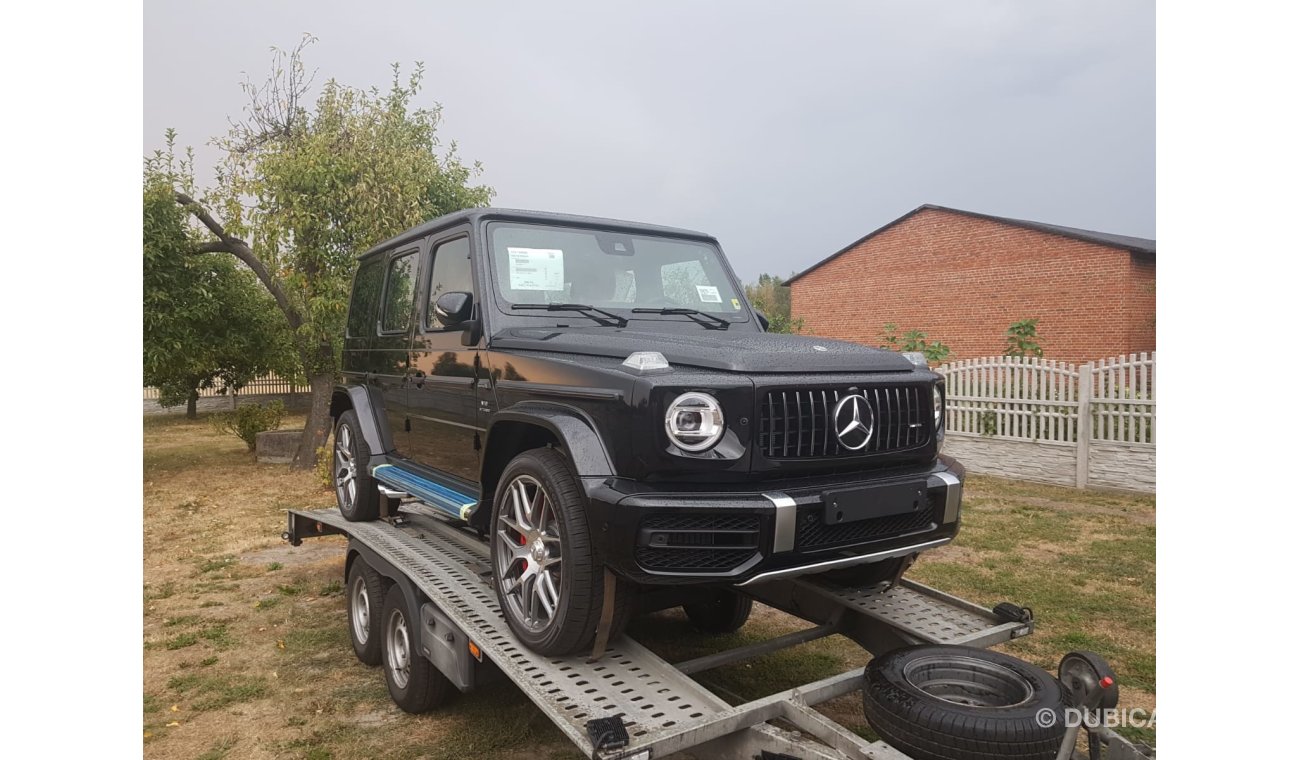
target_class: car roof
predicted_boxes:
[358,207,715,259]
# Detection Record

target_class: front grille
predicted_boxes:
[634,513,760,573]
[795,504,936,551]
[759,385,930,459]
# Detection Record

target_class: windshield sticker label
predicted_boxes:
[731,298,742,310]
[508,247,565,291]
[696,285,722,303]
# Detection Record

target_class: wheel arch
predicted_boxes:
[475,403,614,532]
[331,385,393,455]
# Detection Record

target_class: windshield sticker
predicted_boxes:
[508,247,565,291]
[731,298,742,310]
[696,285,722,303]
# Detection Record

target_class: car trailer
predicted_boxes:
[285,506,1153,760]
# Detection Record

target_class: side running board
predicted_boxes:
[371,464,478,521]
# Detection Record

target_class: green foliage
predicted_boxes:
[743,273,804,333]
[1004,317,1044,358]
[143,132,296,412]
[212,401,285,451]
[151,37,493,464]
[879,323,951,363]
[207,38,494,377]
[314,442,334,489]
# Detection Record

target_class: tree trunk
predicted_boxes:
[293,371,334,470]
[186,390,199,419]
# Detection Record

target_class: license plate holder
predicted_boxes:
[822,480,928,525]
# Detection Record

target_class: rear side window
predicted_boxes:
[426,237,473,328]
[347,257,384,337]
[380,252,417,333]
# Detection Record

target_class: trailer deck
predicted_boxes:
[285,506,1140,759]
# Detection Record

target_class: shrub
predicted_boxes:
[1004,318,1044,357]
[212,401,285,451]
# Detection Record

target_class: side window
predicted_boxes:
[661,260,709,305]
[347,258,384,337]
[380,252,417,333]
[426,237,473,329]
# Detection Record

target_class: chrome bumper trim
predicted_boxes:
[736,537,952,587]
[929,471,962,524]
[764,492,797,553]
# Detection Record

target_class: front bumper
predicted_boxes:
[583,456,965,586]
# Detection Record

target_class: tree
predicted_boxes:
[162,37,493,467]
[878,323,951,364]
[1004,318,1044,358]
[144,137,295,417]
[744,273,804,334]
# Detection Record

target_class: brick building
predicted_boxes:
[786,204,1155,363]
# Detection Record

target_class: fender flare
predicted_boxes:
[482,402,615,480]
[331,385,393,456]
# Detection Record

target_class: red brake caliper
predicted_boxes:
[520,532,528,570]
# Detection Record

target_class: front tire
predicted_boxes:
[683,590,753,634]
[334,410,390,522]
[380,584,456,713]
[489,447,627,656]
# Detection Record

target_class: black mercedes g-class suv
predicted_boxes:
[331,208,964,656]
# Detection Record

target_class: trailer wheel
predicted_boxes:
[490,448,629,656]
[683,590,753,634]
[334,410,392,522]
[862,645,1067,760]
[347,558,385,666]
[380,584,456,713]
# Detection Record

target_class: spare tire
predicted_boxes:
[862,645,1067,760]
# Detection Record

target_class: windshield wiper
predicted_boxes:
[511,303,628,327]
[631,307,730,330]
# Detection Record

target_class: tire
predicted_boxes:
[683,590,753,634]
[862,645,1068,760]
[346,558,385,666]
[820,557,905,588]
[380,584,456,713]
[334,410,392,522]
[489,447,630,656]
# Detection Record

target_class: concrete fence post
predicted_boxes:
[1076,362,1093,488]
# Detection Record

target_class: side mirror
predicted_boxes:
[433,291,474,327]
[755,311,770,332]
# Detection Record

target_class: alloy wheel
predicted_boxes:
[494,474,563,633]
[334,424,358,510]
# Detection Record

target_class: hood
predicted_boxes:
[490,327,917,373]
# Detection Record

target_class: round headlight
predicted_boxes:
[933,385,945,429]
[665,392,725,452]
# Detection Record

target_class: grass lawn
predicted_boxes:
[143,414,1155,759]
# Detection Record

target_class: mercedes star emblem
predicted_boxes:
[832,393,875,450]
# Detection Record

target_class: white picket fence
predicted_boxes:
[937,353,1155,492]
[143,373,305,401]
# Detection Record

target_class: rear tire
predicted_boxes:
[862,644,1068,760]
[489,447,629,656]
[334,410,392,522]
[380,584,456,713]
[347,558,385,666]
[683,590,753,634]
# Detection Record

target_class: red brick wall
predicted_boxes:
[789,208,1157,364]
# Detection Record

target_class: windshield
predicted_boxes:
[486,222,750,325]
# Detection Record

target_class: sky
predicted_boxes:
[144,0,1155,284]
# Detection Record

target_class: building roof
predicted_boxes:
[785,204,1156,286]
[360,207,714,259]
